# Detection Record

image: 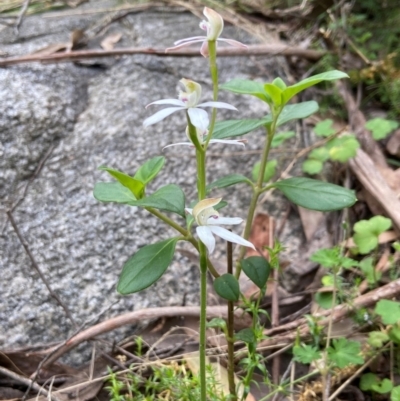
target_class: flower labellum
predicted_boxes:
[166,7,247,58]
[143,78,237,131]
[186,198,255,254]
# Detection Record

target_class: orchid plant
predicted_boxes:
[94,7,355,401]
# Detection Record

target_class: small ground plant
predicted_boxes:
[94,7,360,401]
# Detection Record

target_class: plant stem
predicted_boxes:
[235,121,277,279]
[227,239,237,401]
[199,241,208,401]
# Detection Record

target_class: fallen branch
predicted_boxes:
[41,305,251,367]
[0,44,325,67]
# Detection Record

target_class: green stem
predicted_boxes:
[227,240,237,401]
[199,242,208,401]
[235,120,277,279]
[146,207,188,237]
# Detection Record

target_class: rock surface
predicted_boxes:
[0,1,315,365]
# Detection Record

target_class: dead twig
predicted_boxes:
[0,44,325,67]
[0,365,62,401]
[6,210,77,327]
[41,305,250,368]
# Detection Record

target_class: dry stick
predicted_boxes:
[0,44,325,67]
[14,0,31,33]
[41,305,250,368]
[6,211,77,327]
[0,366,62,401]
[259,277,400,347]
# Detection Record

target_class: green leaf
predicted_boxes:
[212,118,271,140]
[390,386,400,401]
[293,344,321,364]
[276,101,319,126]
[235,328,256,344]
[391,385,400,401]
[327,338,364,368]
[327,135,360,162]
[252,160,277,183]
[241,256,271,289]
[359,257,381,285]
[281,70,349,104]
[133,156,165,185]
[309,147,330,161]
[271,177,357,211]
[360,373,392,394]
[128,184,185,217]
[365,117,399,140]
[271,131,295,147]
[99,166,145,199]
[375,299,400,324]
[272,77,287,90]
[264,83,283,105]
[389,325,400,344]
[302,159,323,175]
[206,174,252,192]
[353,216,392,254]
[213,273,240,301]
[93,182,136,204]
[368,331,389,348]
[220,79,270,102]
[315,292,335,309]
[117,238,178,294]
[311,248,341,267]
[206,318,227,330]
[314,119,335,137]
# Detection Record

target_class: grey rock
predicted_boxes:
[0,0,314,365]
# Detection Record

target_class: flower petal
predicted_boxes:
[173,36,206,45]
[166,39,205,53]
[197,101,237,110]
[197,226,216,254]
[208,226,255,250]
[193,198,222,218]
[188,107,209,130]
[209,139,246,147]
[143,107,183,127]
[218,38,248,49]
[203,7,224,40]
[146,99,185,108]
[185,208,193,215]
[207,217,243,225]
[163,142,195,150]
[200,40,209,58]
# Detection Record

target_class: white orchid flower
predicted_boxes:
[143,78,237,131]
[163,126,246,149]
[186,198,255,254]
[166,7,247,58]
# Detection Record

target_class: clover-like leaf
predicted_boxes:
[353,216,392,254]
[375,299,400,325]
[271,131,295,147]
[365,117,398,140]
[293,344,321,364]
[314,119,335,137]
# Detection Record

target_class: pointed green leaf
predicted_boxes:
[271,131,295,147]
[129,184,185,217]
[99,166,145,199]
[235,328,255,344]
[282,70,349,103]
[206,174,252,192]
[212,118,271,140]
[134,156,165,185]
[272,77,287,90]
[241,256,271,289]
[213,273,240,301]
[252,160,277,183]
[264,83,283,105]
[276,101,319,126]
[271,177,356,211]
[117,238,178,294]
[220,79,270,102]
[93,182,136,204]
